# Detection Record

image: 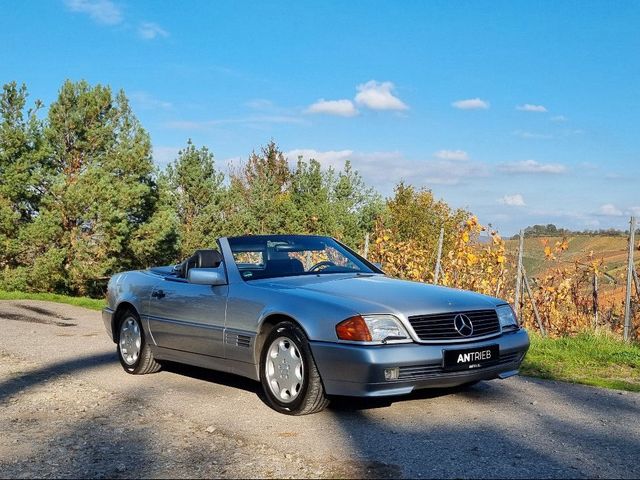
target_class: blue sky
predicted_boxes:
[2,0,639,235]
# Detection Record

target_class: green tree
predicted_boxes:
[129,172,180,267]
[328,160,382,249]
[290,157,336,235]
[17,80,160,294]
[376,182,469,257]
[0,82,48,271]
[165,140,225,258]
[227,141,298,235]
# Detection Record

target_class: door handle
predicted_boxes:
[152,289,166,299]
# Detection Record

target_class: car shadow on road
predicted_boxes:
[159,360,481,413]
[329,382,478,411]
[159,361,263,395]
[0,351,116,402]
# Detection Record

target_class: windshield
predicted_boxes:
[227,235,376,280]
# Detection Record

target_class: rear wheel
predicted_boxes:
[117,309,161,375]
[260,321,329,415]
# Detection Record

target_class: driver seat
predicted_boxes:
[265,251,304,276]
[179,249,222,278]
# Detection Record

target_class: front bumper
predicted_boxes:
[310,329,530,397]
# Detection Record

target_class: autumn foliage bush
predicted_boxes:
[370,186,636,338]
[520,239,630,336]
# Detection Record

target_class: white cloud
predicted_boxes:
[354,81,408,111]
[604,172,624,180]
[595,204,640,218]
[64,0,122,25]
[434,149,469,161]
[451,98,490,110]
[579,161,598,170]
[138,22,169,40]
[286,149,355,169]
[598,204,623,217]
[516,103,547,112]
[245,99,274,109]
[512,130,553,140]
[498,160,567,174]
[561,128,584,136]
[129,91,172,110]
[305,99,358,117]
[152,146,181,166]
[286,148,488,190]
[551,115,568,122]
[499,194,526,207]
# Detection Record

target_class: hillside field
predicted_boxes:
[505,234,637,280]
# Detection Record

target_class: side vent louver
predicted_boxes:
[225,332,251,348]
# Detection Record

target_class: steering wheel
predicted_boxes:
[308,260,336,272]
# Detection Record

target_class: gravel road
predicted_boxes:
[1,300,639,479]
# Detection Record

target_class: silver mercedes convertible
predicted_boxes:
[103,234,529,415]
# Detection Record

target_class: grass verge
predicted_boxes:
[521,331,640,392]
[0,290,106,311]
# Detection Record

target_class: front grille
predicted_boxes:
[397,352,522,381]
[408,309,501,341]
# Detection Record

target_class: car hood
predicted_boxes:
[252,274,502,317]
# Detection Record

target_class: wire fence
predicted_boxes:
[366,216,640,341]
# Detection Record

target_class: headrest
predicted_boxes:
[194,249,222,268]
[180,249,222,278]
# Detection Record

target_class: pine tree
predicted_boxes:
[165,140,225,258]
[19,80,160,294]
[0,82,48,274]
[227,141,298,235]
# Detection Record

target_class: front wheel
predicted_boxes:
[117,309,161,375]
[260,321,329,415]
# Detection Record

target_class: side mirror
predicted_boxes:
[188,268,227,286]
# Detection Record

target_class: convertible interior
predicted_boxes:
[167,249,223,280]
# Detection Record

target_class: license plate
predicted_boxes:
[443,344,499,371]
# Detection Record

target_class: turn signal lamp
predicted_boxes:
[336,316,372,342]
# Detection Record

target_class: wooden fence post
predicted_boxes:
[593,271,599,330]
[363,232,370,259]
[522,266,546,336]
[514,230,524,316]
[434,227,444,284]
[624,216,636,341]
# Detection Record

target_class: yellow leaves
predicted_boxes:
[544,245,553,258]
[556,239,569,252]
[371,213,512,297]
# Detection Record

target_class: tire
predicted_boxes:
[116,309,161,375]
[260,321,329,415]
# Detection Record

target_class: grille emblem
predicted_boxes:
[454,314,474,337]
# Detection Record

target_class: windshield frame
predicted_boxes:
[227,234,383,281]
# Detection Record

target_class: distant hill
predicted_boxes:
[511,224,629,239]
[504,235,637,283]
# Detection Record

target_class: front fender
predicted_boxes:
[105,271,157,342]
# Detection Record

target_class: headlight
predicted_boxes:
[496,304,518,329]
[336,314,411,343]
